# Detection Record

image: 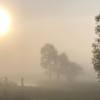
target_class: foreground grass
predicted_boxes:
[0,82,100,100]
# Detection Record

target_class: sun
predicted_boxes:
[0,8,11,37]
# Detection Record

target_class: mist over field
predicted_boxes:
[0,0,100,100]
[0,0,98,83]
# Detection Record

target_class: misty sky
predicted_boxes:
[0,0,100,81]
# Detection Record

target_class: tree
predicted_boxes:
[40,44,82,82]
[57,53,69,79]
[58,53,82,81]
[66,62,82,82]
[92,14,100,79]
[40,43,58,79]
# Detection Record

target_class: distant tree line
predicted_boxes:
[40,43,82,82]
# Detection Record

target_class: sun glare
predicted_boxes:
[0,8,11,37]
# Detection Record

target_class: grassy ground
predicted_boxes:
[0,82,100,100]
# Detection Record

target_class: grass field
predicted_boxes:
[0,82,100,100]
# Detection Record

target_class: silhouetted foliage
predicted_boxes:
[92,14,100,79]
[58,53,82,81]
[40,43,58,78]
[56,53,69,79]
[40,43,82,81]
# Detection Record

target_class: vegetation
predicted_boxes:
[92,14,100,79]
[40,43,82,81]
[0,78,99,100]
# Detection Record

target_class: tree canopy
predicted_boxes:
[92,14,100,79]
[40,43,82,81]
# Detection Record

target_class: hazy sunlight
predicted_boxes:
[0,8,11,37]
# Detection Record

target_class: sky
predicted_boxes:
[0,0,99,81]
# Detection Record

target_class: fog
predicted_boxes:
[0,0,100,100]
[0,0,99,85]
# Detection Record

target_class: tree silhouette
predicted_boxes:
[40,43,58,79]
[57,53,69,79]
[58,53,82,81]
[92,14,100,79]
[40,43,82,81]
